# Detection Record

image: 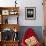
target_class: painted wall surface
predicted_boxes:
[0,0,44,26]
[18,0,44,26]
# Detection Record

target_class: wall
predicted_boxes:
[18,0,44,26]
[0,0,44,26]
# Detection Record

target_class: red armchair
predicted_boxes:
[21,28,41,46]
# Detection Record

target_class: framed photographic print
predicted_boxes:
[25,7,36,20]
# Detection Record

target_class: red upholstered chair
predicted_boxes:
[21,28,41,46]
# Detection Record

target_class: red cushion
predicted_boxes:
[21,28,41,46]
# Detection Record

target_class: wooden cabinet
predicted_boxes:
[0,7,19,46]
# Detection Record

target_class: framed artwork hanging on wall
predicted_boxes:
[25,7,36,20]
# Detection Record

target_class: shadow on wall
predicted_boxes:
[18,26,44,44]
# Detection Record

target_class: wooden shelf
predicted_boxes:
[0,7,19,10]
[1,40,19,46]
[0,7,19,16]
[0,7,19,46]
[0,24,20,32]
[2,40,19,42]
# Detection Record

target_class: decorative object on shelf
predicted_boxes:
[9,10,15,15]
[14,28,17,32]
[9,10,18,15]
[2,16,8,24]
[5,18,8,24]
[1,28,13,41]
[2,10,9,15]
[13,32,18,41]
[25,7,36,20]
[15,0,17,7]
[13,28,18,40]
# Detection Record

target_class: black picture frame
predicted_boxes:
[25,7,36,20]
